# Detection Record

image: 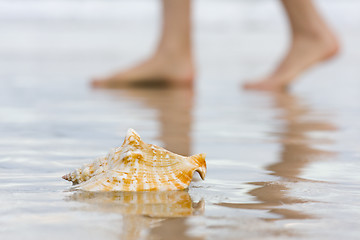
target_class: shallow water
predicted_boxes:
[1,0,360,239]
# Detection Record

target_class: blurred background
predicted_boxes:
[0,0,359,92]
[1,1,360,240]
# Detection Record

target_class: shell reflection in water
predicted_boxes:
[68,190,204,218]
[63,129,207,192]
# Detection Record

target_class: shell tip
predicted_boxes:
[62,174,69,181]
[126,128,137,136]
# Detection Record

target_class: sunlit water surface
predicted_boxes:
[1,1,360,239]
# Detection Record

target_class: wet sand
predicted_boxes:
[1,0,360,239]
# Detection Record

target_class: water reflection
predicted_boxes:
[219,92,336,220]
[113,88,194,156]
[68,88,200,240]
[68,190,204,217]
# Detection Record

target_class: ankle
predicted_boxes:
[293,29,340,58]
[156,39,192,57]
[155,47,193,64]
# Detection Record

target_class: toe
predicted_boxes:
[91,77,115,88]
[91,78,104,88]
[242,82,260,90]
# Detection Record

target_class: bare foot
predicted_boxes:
[92,53,195,88]
[243,32,340,91]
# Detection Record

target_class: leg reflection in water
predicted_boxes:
[218,92,336,220]
[118,88,194,156]
[119,88,202,240]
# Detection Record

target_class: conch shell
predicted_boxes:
[63,129,206,191]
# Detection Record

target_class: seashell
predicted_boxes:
[63,128,206,191]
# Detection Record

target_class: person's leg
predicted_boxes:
[93,0,194,88]
[244,0,339,91]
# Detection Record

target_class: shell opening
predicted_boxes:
[195,168,206,180]
[190,153,207,180]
